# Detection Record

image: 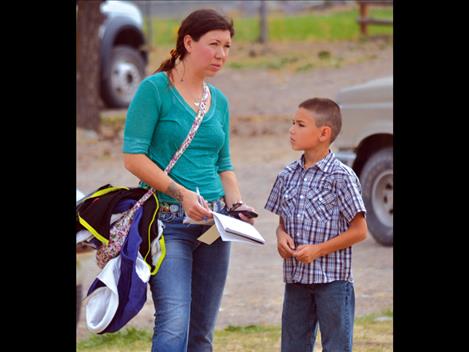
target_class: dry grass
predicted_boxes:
[77,311,392,352]
[146,37,392,75]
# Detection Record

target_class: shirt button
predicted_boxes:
[300,195,304,199]
[297,214,301,218]
[304,177,308,182]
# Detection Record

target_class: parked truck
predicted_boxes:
[99,0,148,108]
[334,76,393,246]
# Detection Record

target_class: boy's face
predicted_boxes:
[289,107,330,151]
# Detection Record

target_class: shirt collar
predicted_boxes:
[296,150,335,173]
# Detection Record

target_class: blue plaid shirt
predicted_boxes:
[264,151,366,284]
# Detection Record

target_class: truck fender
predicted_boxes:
[355,121,393,147]
[100,15,147,81]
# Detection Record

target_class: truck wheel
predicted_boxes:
[76,284,82,327]
[101,45,145,108]
[360,147,393,246]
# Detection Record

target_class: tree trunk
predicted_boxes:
[258,0,268,44]
[76,0,103,132]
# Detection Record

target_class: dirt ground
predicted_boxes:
[77,39,393,341]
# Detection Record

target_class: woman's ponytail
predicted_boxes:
[155,48,178,74]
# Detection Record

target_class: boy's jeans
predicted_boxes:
[281,280,355,352]
[149,210,230,352]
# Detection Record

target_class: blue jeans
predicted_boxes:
[149,209,231,352]
[281,281,355,352]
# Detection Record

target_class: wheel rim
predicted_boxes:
[110,61,141,104]
[371,170,393,227]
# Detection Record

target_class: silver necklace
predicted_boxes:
[187,83,205,107]
[176,62,207,106]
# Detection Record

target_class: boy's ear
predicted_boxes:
[319,126,332,142]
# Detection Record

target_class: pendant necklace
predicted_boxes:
[177,62,206,107]
[190,83,205,107]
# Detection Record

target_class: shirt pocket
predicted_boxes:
[281,186,298,219]
[304,186,337,222]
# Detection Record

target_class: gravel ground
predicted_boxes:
[77,41,393,341]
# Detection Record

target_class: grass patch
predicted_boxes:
[98,111,126,140]
[143,6,392,74]
[77,310,393,352]
[216,325,281,352]
[77,327,152,351]
[147,36,389,75]
[100,111,126,124]
[145,6,393,47]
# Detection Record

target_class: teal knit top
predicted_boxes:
[122,72,233,203]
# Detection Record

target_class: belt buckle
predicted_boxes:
[211,198,225,213]
[160,203,170,212]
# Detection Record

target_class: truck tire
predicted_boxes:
[77,284,82,327]
[360,147,393,246]
[101,45,145,108]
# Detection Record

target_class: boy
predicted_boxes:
[264,98,368,351]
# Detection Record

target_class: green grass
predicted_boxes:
[148,35,391,74]
[144,6,392,73]
[77,310,393,352]
[77,328,152,351]
[145,7,393,47]
[98,111,126,140]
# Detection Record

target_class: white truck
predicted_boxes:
[334,76,393,246]
[99,0,148,108]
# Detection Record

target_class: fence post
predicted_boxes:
[359,2,369,36]
[258,0,268,44]
[145,1,152,49]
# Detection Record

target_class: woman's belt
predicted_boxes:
[159,197,226,216]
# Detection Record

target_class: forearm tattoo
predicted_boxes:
[166,181,184,201]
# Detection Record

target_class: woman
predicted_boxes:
[122,9,255,352]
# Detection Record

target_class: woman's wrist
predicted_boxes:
[229,200,244,210]
[166,181,187,202]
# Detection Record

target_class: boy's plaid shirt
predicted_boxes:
[264,152,366,284]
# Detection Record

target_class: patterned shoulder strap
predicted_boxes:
[163,82,210,174]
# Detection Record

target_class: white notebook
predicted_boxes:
[210,211,265,245]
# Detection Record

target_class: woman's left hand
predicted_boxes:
[233,203,257,225]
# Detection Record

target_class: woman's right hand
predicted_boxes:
[181,189,213,221]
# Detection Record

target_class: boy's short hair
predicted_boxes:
[299,97,342,143]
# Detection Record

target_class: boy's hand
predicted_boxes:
[276,227,296,259]
[294,244,322,264]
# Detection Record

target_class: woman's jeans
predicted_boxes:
[149,207,231,352]
[281,281,355,352]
